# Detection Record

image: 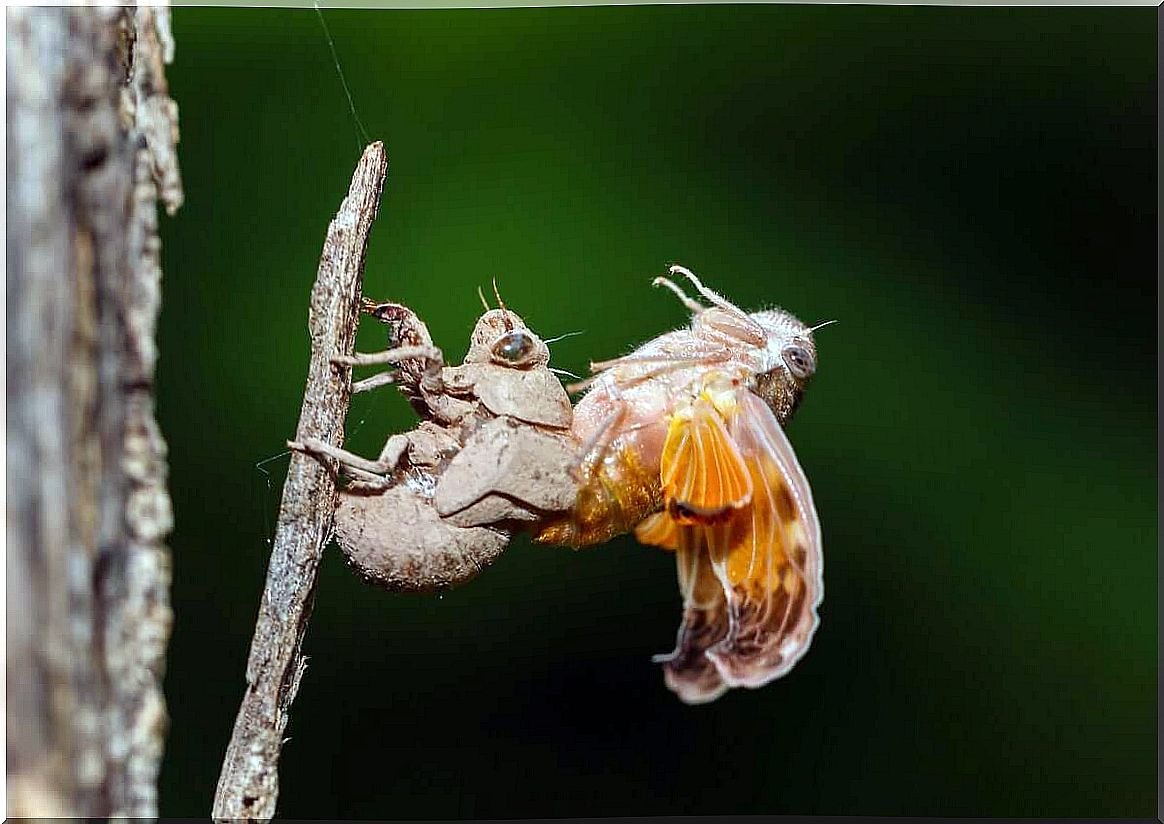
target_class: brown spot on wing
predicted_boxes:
[706,568,813,688]
[659,607,729,705]
[774,484,796,523]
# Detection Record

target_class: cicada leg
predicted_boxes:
[568,398,628,485]
[288,433,409,491]
[333,344,444,392]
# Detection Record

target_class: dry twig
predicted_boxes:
[212,141,388,821]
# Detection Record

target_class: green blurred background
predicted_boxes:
[157,5,1156,818]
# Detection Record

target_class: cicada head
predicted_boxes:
[747,308,818,426]
[464,308,551,370]
[650,266,821,427]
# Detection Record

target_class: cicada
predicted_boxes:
[534,264,825,704]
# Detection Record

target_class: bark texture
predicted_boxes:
[6,5,182,818]
[212,141,389,822]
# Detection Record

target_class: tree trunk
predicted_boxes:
[6,6,182,817]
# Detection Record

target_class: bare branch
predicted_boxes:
[212,141,388,822]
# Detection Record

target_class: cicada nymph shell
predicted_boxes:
[294,299,578,593]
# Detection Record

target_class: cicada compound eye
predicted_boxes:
[490,328,539,368]
[781,342,816,380]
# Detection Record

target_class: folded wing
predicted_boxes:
[660,396,753,522]
[636,515,729,704]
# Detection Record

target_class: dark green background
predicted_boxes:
[158,5,1156,818]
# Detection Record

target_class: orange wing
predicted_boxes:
[638,385,823,701]
[659,396,753,522]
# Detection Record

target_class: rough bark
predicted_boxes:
[6,5,182,818]
[212,141,388,822]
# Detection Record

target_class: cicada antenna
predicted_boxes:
[492,277,514,331]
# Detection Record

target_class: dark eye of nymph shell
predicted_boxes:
[782,343,816,380]
[491,329,537,366]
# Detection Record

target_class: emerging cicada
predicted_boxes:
[535,264,825,704]
[296,267,824,705]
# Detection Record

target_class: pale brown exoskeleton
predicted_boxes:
[291,296,578,592]
[534,264,826,704]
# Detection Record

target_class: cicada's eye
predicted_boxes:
[491,329,538,368]
[782,343,816,380]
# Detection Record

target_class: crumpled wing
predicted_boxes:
[636,517,729,704]
[637,385,823,701]
[705,387,823,687]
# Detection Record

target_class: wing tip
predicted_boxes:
[705,609,822,689]
[662,665,730,705]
